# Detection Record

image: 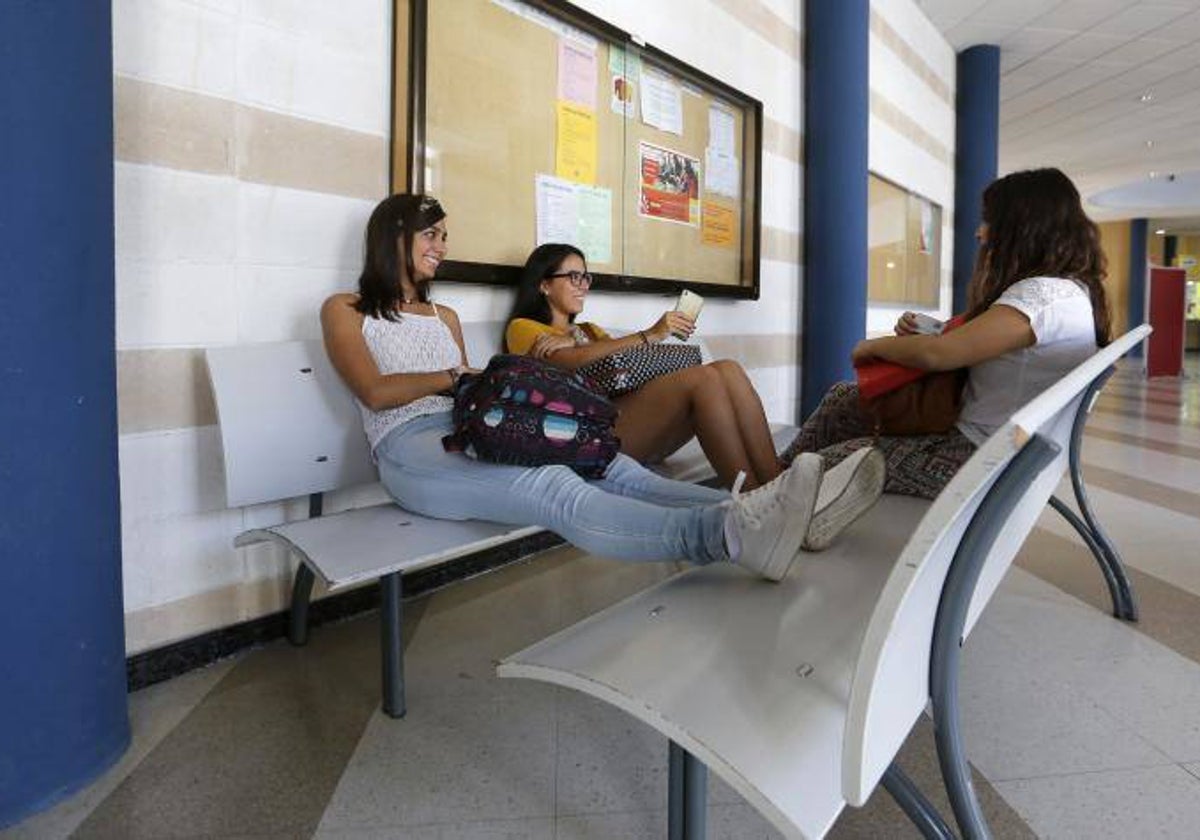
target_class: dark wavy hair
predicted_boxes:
[354,194,446,320]
[504,243,587,349]
[966,168,1111,346]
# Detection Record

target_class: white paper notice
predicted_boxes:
[640,69,683,135]
[534,175,613,263]
[708,105,736,154]
[536,174,579,246]
[704,148,739,198]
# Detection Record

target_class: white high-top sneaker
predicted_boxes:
[803,447,886,551]
[726,453,823,581]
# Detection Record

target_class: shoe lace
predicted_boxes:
[729,470,784,528]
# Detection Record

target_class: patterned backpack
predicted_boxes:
[441,354,620,478]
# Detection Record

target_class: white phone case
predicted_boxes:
[675,289,704,320]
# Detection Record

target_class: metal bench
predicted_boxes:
[497,326,1150,840]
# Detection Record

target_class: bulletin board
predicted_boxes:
[391,0,763,298]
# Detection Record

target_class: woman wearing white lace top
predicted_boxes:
[320,195,885,582]
[778,167,1114,500]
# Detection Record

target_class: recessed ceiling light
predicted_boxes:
[1155,229,1167,235]
[885,261,896,269]
[1139,92,1154,102]
[1145,140,1154,148]
[1149,171,1158,178]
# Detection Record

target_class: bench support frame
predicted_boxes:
[1046,367,1138,621]
[930,435,1061,840]
[667,741,707,840]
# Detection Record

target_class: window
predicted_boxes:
[868,174,941,308]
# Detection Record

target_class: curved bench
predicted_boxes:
[498,326,1150,839]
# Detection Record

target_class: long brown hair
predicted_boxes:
[966,168,1112,346]
[354,194,446,320]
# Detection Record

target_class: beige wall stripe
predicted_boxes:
[869,11,953,106]
[763,117,803,163]
[235,106,388,201]
[117,348,216,434]
[1086,426,1200,461]
[870,91,952,166]
[709,0,801,62]
[115,76,235,176]
[1020,528,1200,668]
[704,334,798,369]
[762,225,802,264]
[115,76,388,201]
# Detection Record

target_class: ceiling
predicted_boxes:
[915,0,1200,232]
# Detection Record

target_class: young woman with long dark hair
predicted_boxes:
[778,167,1113,499]
[320,195,881,582]
[505,244,794,492]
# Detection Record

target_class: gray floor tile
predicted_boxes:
[1186,763,1200,782]
[1,661,234,840]
[314,817,554,839]
[996,764,1200,839]
[70,617,383,840]
[555,810,665,840]
[315,679,556,830]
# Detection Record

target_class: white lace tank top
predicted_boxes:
[358,306,460,451]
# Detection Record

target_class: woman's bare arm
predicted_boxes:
[320,294,458,411]
[851,305,1035,371]
[536,310,696,370]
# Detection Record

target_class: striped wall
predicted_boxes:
[114,0,955,653]
[866,0,957,334]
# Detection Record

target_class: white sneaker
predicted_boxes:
[803,448,886,551]
[726,453,823,581]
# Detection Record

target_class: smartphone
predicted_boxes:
[672,290,705,340]
[911,312,944,335]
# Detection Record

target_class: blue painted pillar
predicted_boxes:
[1128,219,1148,334]
[801,0,869,419]
[952,45,1000,313]
[0,2,129,827]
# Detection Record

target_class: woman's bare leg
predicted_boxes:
[711,360,781,486]
[614,365,757,489]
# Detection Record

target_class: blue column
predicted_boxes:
[952,45,1000,313]
[0,2,129,827]
[1128,219,1148,334]
[801,0,869,418]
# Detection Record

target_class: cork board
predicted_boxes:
[393,0,761,296]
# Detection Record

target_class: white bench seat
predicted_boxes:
[499,326,1152,840]
[235,507,542,591]
[501,494,929,839]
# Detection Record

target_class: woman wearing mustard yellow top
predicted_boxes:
[505,243,782,490]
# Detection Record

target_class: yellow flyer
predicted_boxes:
[555,101,597,185]
[701,202,736,247]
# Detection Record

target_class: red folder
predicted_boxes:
[855,315,965,400]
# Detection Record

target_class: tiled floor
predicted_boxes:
[6,356,1199,839]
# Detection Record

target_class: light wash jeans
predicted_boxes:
[375,412,731,565]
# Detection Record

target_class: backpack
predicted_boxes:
[441,354,621,478]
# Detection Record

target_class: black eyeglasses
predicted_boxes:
[545,270,593,288]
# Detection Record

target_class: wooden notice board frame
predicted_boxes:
[391,0,763,299]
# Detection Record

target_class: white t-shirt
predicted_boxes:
[956,276,1098,446]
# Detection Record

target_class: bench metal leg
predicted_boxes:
[289,491,324,647]
[287,563,316,646]
[381,571,406,719]
[931,436,1061,840]
[1048,495,1137,621]
[668,741,707,840]
[1054,368,1138,621]
[882,764,956,840]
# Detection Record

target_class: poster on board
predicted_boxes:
[638,142,700,226]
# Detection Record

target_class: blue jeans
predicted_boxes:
[375,412,730,565]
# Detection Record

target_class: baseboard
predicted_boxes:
[125,531,566,691]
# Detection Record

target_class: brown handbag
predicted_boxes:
[861,368,967,436]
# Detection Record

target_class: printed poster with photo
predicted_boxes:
[638,142,700,226]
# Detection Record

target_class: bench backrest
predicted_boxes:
[840,325,1150,805]
[206,321,506,508]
